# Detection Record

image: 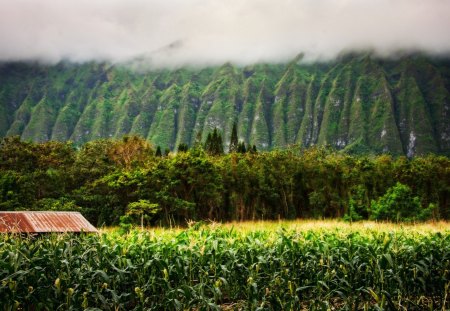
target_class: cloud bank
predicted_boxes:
[0,0,449,67]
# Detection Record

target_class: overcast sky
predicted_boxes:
[0,0,449,67]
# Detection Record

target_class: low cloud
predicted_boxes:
[0,0,449,67]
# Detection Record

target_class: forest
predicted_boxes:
[1,133,448,227]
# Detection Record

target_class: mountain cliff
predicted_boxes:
[1,54,449,156]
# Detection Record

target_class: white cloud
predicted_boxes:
[0,0,449,66]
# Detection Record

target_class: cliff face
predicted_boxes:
[1,54,449,155]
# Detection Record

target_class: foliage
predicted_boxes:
[229,122,238,153]
[371,182,424,221]
[126,200,160,228]
[177,143,189,153]
[33,197,80,212]
[204,128,224,156]
[0,137,449,225]
[108,135,154,170]
[343,185,368,222]
[155,146,162,157]
[0,224,449,309]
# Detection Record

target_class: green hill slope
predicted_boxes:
[1,54,449,155]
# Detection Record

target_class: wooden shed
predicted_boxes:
[0,211,98,233]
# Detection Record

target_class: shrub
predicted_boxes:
[370,182,428,222]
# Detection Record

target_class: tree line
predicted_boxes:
[0,134,449,226]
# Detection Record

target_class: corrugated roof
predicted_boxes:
[0,211,98,233]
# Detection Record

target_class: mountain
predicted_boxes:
[1,54,449,156]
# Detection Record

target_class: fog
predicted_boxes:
[0,0,449,67]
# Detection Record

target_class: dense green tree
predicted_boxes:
[73,139,115,184]
[126,200,160,228]
[155,146,162,157]
[237,142,246,153]
[204,128,224,156]
[0,136,38,172]
[177,143,189,153]
[370,182,426,221]
[229,122,238,153]
[0,137,449,225]
[108,135,154,170]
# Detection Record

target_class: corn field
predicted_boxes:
[1,221,449,310]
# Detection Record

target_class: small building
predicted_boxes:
[0,211,98,233]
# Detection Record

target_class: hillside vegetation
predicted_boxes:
[1,54,449,156]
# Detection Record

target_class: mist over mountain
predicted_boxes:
[1,54,449,156]
[1,0,450,66]
[1,1,449,155]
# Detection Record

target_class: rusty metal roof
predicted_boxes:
[0,211,98,233]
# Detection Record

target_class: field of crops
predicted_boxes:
[1,221,449,310]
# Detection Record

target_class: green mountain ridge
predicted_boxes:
[1,54,449,156]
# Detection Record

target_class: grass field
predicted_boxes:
[1,220,449,310]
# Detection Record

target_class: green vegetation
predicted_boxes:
[1,54,449,156]
[1,136,449,226]
[370,182,429,222]
[1,222,449,310]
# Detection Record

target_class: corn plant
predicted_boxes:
[0,222,449,310]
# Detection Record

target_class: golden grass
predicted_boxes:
[220,219,450,232]
[100,219,450,235]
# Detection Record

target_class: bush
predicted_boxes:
[370,182,429,222]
